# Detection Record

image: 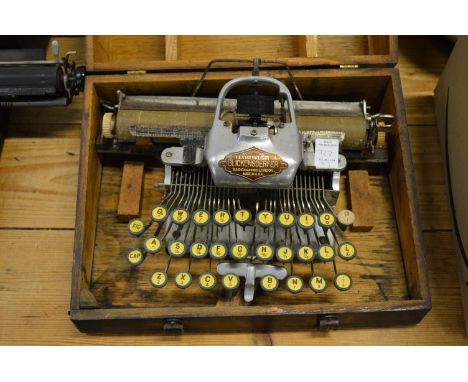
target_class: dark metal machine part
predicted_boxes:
[0,38,85,107]
[0,39,85,153]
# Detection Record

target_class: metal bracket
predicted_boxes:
[163,319,184,335]
[318,314,340,331]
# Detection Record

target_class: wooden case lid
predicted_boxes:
[86,35,398,72]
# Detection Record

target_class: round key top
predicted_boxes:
[297,245,315,263]
[221,273,240,291]
[150,270,168,288]
[309,275,328,293]
[256,210,275,228]
[209,243,228,260]
[256,244,274,262]
[260,275,279,292]
[192,209,210,227]
[278,212,295,228]
[168,241,186,258]
[144,237,162,254]
[230,243,249,261]
[127,248,145,267]
[337,209,355,230]
[174,271,192,289]
[128,218,146,236]
[318,212,336,228]
[150,206,168,223]
[318,244,335,262]
[198,272,217,291]
[190,242,208,259]
[171,208,189,225]
[297,213,315,230]
[234,209,252,225]
[334,273,352,291]
[338,242,357,261]
[285,275,304,294]
[213,210,231,226]
[276,246,294,263]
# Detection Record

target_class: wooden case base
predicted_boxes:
[70,68,430,333]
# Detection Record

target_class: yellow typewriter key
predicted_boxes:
[198,272,217,291]
[297,245,314,263]
[174,271,193,289]
[309,275,328,293]
[338,242,357,261]
[318,212,336,229]
[150,206,168,223]
[260,275,279,292]
[214,210,231,226]
[318,244,335,262]
[337,209,355,230]
[144,237,162,254]
[171,208,189,225]
[256,244,274,262]
[210,243,228,260]
[278,212,295,228]
[256,210,275,228]
[297,213,315,230]
[234,209,252,225]
[150,271,168,288]
[276,246,294,263]
[231,243,249,261]
[334,273,352,291]
[285,275,304,294]
[128,218,146,237]
[192,209,210,227]
[221,273,240,291]
[190,242,208,259]
[168,241,186,258]
[127,248,145,267]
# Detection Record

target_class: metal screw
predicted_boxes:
[165,151,173,158]
[250,130,257,136]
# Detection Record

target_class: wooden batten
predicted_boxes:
[165,35,178,61]
[85,35,398,72]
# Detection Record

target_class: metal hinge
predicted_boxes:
[318,314,340,330]
[339,64,360,69]
[163,319,184,335]
[127,70,147,75]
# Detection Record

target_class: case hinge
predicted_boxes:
[163,319,184,335]
[339,64,360,69]
[318,314,340,330]
[127,70,147,75]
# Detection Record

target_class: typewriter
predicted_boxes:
[96,59,393,303]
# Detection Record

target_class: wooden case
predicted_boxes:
[71,36,430,333]
[86,35,398,71]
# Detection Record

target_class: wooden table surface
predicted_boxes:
[0,36,466,345]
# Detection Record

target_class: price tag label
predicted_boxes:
[315,138,339,169]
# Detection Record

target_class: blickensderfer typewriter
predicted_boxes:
[96,59,393,303]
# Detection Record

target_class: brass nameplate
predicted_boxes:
[218,146,288,182]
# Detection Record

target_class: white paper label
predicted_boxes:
[314,139,339,169]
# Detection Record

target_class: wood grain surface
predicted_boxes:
[0,36,466,345]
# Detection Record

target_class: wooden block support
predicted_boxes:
[117,161,145,222]
[165,35,178,61]
[348,170,374,232]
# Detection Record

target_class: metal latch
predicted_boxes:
[318,314,340,330]
[127,70,147,75]
[163,319,184,335]
[339,64,359,69]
